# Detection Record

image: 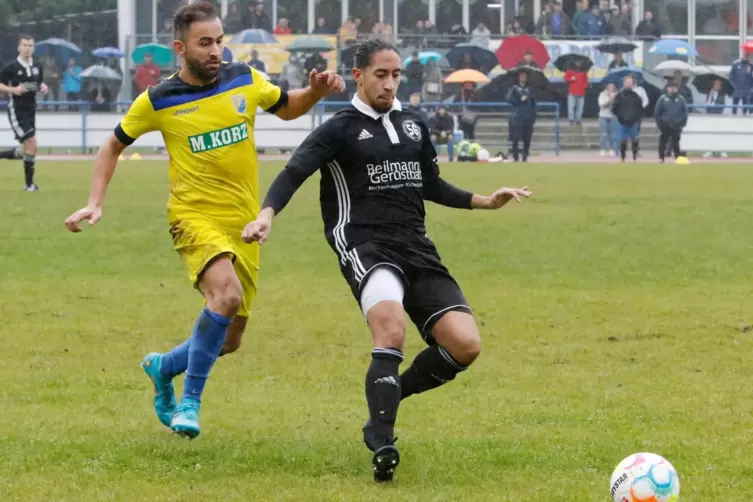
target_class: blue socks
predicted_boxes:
[160,339,191,379]
[179,308,231,402]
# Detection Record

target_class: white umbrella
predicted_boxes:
[652,60,697,78]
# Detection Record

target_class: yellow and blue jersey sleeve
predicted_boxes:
[114,91,159,145]
[248,66,287,114]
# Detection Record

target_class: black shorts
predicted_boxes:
[340,238,472,344]
[8,107,35,142]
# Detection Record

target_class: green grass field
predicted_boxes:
[2,160,753,501]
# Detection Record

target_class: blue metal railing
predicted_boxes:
[0,99,566,154]
[314,100,563,156]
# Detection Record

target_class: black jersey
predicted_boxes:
[0,58,44,110]
[263,95,473,257]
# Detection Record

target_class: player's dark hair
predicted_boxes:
[354,38,399,69]
[18,34,33,43]
[173,1,219,41]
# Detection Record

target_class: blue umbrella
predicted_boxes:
[403,52,442,66]
[444,43,498,74]
[92,47,125,59]
[648,39,698,58]
[601,66,644,87]
[35,38,82,64]
[223,47,233,62]
[232,29,277,44]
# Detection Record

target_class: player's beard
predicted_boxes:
[185,55,220,84]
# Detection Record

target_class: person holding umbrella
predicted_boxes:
[654,81,689,163]
[506,69,537,162]
[564,59,589,125]
[516,50,540,68]
[608,52,629,70]
[612,75,644,162]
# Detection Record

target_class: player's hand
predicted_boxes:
[40,83,49,95]
[241,217,272,244]
[64,204,103,233]
[487,186,532,209]
[309,69,345,97]
[10,86,27,96]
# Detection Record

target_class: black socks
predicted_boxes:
[365,348,403,449]
[400,345,468,400]
[23,154,35,186]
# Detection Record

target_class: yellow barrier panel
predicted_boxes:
[225,34,338,75]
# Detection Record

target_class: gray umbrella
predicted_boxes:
[596,37,638,54]
[80,64,123,81]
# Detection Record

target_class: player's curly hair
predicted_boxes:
[173,1,218,41]
[354,38,400,69]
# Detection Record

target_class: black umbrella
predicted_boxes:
[508,65,549,88]
[692,72,734,95]
[596,37,638,54]
[554,54,593,72]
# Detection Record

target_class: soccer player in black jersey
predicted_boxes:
[244,39,531,482]
[0,34,48,191]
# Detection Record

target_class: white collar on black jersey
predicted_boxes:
[351,94,402,120]
[17,56,33,68]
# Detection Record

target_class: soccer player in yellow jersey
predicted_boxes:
[64,2,344,439]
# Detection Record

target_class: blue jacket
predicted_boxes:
[654,93,688,130]
[506,84,537,125]
[585,14,606,36]
[729,60,753,99]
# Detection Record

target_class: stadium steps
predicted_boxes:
[472,116,662,153]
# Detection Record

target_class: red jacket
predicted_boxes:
[564,70,588,97]
[134,63,160,93]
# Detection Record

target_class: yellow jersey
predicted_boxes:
[114,62,285,229]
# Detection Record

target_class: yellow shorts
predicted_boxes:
[169,218,259,318]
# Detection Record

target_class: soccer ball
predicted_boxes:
[609,452,680,502]
[476,148,490,161]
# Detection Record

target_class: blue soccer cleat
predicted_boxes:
[171,397,201,439]
[141,353,176,428]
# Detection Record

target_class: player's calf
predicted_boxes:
[220,316,247,355]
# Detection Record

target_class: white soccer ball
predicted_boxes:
[476,148,489,161]
[609,452,680,502]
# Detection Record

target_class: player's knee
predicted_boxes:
[25,137,37,154]
[208,280,243,318]
[368,304,406,348]
[447,330,482,366]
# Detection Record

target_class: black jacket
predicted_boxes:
[506,84,537,125]
[612,89,644,126]
[654,93,689,130]
[429,113,454,135]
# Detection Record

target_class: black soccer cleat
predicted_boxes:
[372,444,400,482]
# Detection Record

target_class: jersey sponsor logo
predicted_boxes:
[187,122,249,153]
[366,160,422,188]
[402,119,422,142]
[232,94,247,114]
[173,105,199,116]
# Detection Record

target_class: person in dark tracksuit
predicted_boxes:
[612,75,644,162]
[654,82,689,163]
[506,70,536,162]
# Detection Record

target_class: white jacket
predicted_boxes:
[598,90,616,118]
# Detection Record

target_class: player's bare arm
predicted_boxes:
[274,69,345,121]
[64,134,128,232]
[471,186,532,209]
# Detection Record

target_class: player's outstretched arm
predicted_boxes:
[64,134,128,232]
[274,69,345,121]
[423,176,531,210]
